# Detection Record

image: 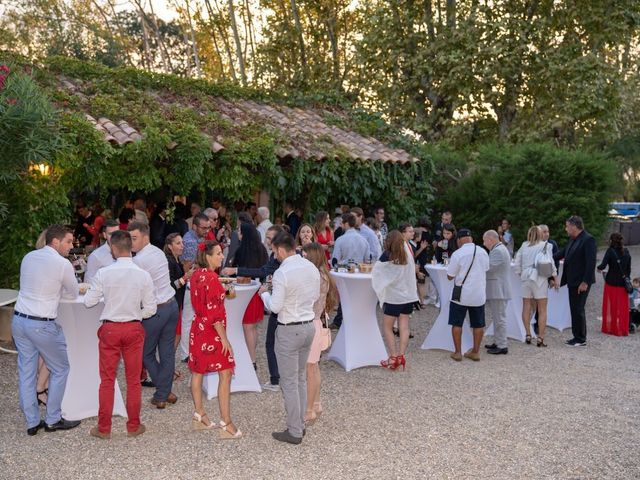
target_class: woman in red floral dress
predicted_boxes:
[188,240,242,439]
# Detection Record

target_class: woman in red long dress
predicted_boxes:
[597,233,631,336]
[314,211,334,261]
[189,240,242,439]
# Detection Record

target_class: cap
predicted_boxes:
[457,228,472,239]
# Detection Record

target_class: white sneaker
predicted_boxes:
[261,382,280,392]
[434,300,441,309]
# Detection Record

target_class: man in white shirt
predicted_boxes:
[446,229,490,362]
[84,230,156,439]
[128,221,179,409]
[351,207,381,260]
[260,232,320,445]
[84,219,120,284]
[256,206,273,244]
[12,224,81,435]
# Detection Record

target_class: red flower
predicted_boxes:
[0,65,9,75]
[6,98,17,105]
[0,75,5,91]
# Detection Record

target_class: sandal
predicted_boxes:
[173,371,182,381]
[525,335,532,345]
[537,337,547,348]
[219,421,242,440]
[192,412,215,430]
[37,389,48,407]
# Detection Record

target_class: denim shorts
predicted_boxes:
[448,302,485,328]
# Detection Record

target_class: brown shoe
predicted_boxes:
[127,424,146,437]
[450,352,463,362]
[464,350,480,361]
[167,392,178,404]
[89,426,111,440]
[150,398,167,409]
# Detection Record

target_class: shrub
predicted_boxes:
[438,143,616,246]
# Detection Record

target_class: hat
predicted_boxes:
[457,228,472,239]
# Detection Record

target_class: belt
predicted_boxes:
[157,298,176,307]
[15,311,55,322]
[103,320,141,324]
[277,320,313,326]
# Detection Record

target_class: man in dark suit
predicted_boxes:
[284,202,301,237]
[554,216,597,347]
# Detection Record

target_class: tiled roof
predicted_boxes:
[59,78,418,164]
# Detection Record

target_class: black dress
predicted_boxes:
[166,254,186,309]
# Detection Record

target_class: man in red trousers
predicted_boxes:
[84,230,156,439]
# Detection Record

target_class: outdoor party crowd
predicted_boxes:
[10,197,635,444]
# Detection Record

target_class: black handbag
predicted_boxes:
[452,246,476,302]
[612,248,633,294]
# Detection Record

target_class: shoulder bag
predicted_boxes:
[611,248,633,294]
[534,241,554,278]
[319,311,332,351]
[451,246,476,302]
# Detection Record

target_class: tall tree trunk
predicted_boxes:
[243,0,256,65]
[139,9,152,70]
[210,0,238,82]
[184,0,203,77]
[203,0,229,81]
[290,0,307,81]
[227,0,247,85]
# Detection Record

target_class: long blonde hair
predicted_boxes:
[302,242,338,313]
[527,226,541,245]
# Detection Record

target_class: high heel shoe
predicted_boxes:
[37,389,48,407]
[192,412,215,430]
[396,355,406,371]
[380,356,398,369]
[537,337,547,348]
[525,335,532,344]
[219,421,242,439]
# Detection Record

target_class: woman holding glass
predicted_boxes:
[188,240,242,438]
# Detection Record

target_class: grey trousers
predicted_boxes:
[275,322,315,438]
[486,299,508,348]
[142,299,178,401]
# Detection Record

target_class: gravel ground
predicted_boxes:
[1,246,639,480]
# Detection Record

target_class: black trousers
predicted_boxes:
[568,285,590,343]
[265,313,280,385]
[333,303,343,327]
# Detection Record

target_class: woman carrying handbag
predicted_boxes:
[301,242,338,425]
[597,233,632,336]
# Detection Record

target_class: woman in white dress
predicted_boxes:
[514,226,558,347]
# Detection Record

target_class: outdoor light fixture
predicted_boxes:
[29,163,51,176]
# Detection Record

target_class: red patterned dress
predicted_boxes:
[188,268,235,374]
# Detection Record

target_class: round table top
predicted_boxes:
[0,289,18,307]
[330,271,373,280]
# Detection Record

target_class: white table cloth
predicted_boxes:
[203,281,262,399]
[326,272,387,371]
[0,289,18,307]
[0,289,19,353]
[422,264,571,352]
[57,296,127,420]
